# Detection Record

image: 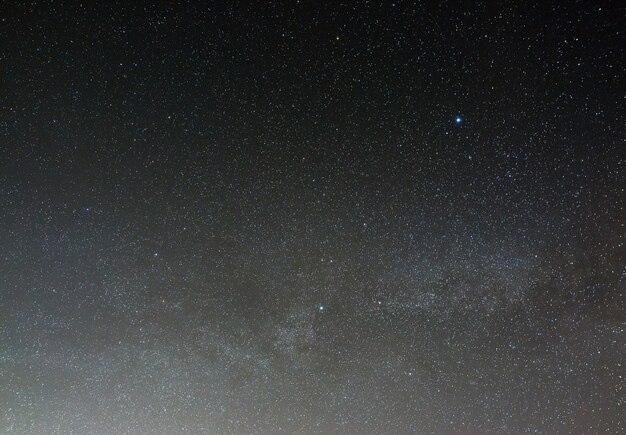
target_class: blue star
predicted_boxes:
[455,116,462,124]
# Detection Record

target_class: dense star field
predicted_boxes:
[1,1,624,433]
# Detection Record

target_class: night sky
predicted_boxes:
[1,1,624,434]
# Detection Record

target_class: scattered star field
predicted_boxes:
[1,1,624,434]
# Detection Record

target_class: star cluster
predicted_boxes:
[1,1,624,434]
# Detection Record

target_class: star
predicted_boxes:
[455,116,462,124]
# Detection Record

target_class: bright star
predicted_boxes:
[455,116,462,124]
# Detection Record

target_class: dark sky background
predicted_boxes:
[1,1,624,433]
